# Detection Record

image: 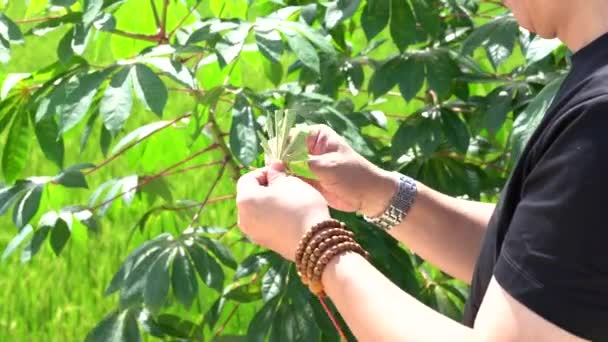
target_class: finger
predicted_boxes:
[237,168,269,198]
[306,124,336,155]
[267,161,287,184]
[308,153,339,177]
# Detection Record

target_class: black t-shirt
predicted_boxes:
[463,33,608,341]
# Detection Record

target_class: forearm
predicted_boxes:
[375,171,494,282]
[322,251,473,342]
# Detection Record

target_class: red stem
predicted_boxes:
[14,15,63,24]
[188,160,228,227]
[150,0,161,30]
[160,0,169,37]
[212,303,241,338]
[85,113,192,176]
[161,160,224,178]
[169,0,203,38]
[111,29,160,42]
[89,144,220,212]
[161,194,235,212]
[318,296,349,342]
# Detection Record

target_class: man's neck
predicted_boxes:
[558,3,608,53]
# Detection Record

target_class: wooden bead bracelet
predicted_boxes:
[295,219,369,296]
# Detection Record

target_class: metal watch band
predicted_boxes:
[364,173,417,231]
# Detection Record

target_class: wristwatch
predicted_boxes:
[364,173,417,231]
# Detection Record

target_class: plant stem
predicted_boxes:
[150,0,161,30]
[169,0,203,38]
[160,0,169,37]
[188,160,228,227]
[110,29,160,42]
[86,113,192,176]
[212,303,241,338]
[14,15,63,24]
[90,144,220,212]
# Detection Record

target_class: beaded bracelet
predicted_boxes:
[301,228,355,282]
[295,219,342,266]
[295,219,369,296]
[308,242,369,296]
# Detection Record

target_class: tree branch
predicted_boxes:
[14,15,63,24]
[169,0,203,38]
[150,0,161,30]
[90,144,220,212]
[86,113,192,176]
[188,160,228,227]
[110,29,160,42]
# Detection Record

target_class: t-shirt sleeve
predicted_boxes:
[494,100,608,340]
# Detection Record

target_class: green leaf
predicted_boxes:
[12,184,43,229]
[1,73,30,100]
[2,111,31,184]
[261,265,283,302]
[423,50,459,99]
[51,0,77,7]
[144,249,175,314]
[511,76,564,162]
[197,237,237,269]
[0,36,9,63]
[525,37,562,64]
[21,225,50,263]
[50,218,71,255]
[247,297,280,342]
[391,123,417,161]
[484,88,512,135]
[28,12,83,37]
[145,58,196,89]
[398,56,425,102]
[172,247,198,309]
[255,29,283,64]
[105,234,171,296]
[462,16,519,69]
[100,67,134,133]
[58,70,111,134]
[390,0,417,51]
[187,243,225,291]
[119,245,166,308]
[57,28,74,64]
[411,0,441,38]
[143,314,202,340]
[234,251,271,280]
[53,169,88,189]
[284,32,320,74]
[2,224,33,261]
[441,110,470,154]
[100,124,112,157]
[369,56,401,98]
[132,64,167,117]
[361,0,389,41]
[86,309,141,342]
[120,175,138,206]
[111,120,170,153]
[83,0,104,27]
[34,116,64,169]
[0,181,30,216]
[229,95,259,167]
[0,13,24,44]
[224,281,262,303]
[324,0,362,29]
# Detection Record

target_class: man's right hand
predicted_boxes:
[305,125,400,217]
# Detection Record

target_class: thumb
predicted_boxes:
[267,161,287,184]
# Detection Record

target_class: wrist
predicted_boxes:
[361,168,400,217]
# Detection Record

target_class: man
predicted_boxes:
[236,1,608,340]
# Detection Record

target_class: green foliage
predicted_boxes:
[0,0,570,340]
